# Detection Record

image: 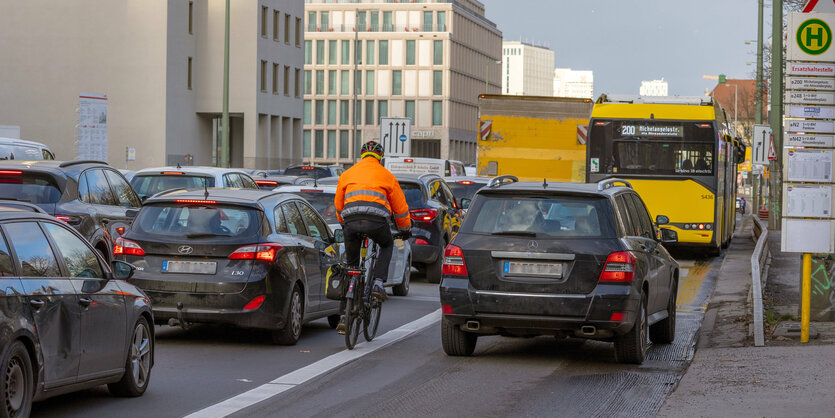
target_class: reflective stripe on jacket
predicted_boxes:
[335,157,411,229]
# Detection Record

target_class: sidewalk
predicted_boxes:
[657,215,835,417]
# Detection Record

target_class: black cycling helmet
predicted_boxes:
[360,141,384,160]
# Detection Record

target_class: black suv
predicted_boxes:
[396,173,462,284]
[0,161,141,260]
[440,177,679,364]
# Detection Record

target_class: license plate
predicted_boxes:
[503,261,562,277]
[162,260,217,275]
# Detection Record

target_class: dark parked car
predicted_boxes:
[283,164,344,179]
[396,173,462,284]
[0,210,153,416]
[116,188,342,345]
[443,176,492,212]
[0,160,141,260]
[440,177,679,364]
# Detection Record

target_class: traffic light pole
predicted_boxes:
[769,0,783,229]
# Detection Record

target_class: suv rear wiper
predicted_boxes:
[491,230,537,237]
[185,233,232,238]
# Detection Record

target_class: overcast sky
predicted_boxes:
[481,0,771,97]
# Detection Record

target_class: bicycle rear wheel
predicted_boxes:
[363,299,382,341]
[344,298,361,350]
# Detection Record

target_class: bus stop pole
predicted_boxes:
[801,253,812,343]
[768,0,782,230]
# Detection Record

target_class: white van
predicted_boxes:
[384,157,466,177]
[0,137,55,160]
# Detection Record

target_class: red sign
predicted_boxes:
[577,124,588,145]
[768,134,777,160]
[480,120,492,141]
[803,0,835,13]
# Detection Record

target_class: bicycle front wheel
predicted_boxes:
[363,299,382,342]
[344,297,362,350]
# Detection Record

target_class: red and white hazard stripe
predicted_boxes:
[577,124,588,145]
[480,120,492,141]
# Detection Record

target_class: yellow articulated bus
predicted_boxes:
[586,95,744,255]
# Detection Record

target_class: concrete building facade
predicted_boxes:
[0,0,304,170]
[553,68,594,99]
[303,0,501,165]
[640,78,669,96]
[501,42,554,96]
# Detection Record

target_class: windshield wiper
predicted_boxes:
[185,233,232,238]
[491,230,537,237]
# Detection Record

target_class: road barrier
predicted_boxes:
[750,215,769,346]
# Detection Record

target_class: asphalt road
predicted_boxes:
[32,252,721,418]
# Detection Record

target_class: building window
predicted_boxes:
[365,70,375,95]
[315,100,324,124]
[260,60,267,92]
[316,40,324,64]
[355,70,362,95]
[328,40,337,65]
[433,40,443,65]
[433,70,442,95]
[295,17,300,46]
[188,1,194,34]
[366,40,375,65]
[405,100,415,124]
[437,11,446,31]
[315,70,324,95]
[327,100,336,125]
[383,11,392,32]
[340,100,349,124]
[284,65,290,96]
[272,63,279,94]
[340,70,349,95]
[261,6,268,38]
[304,41,312,65]
[315,130,324,158]
[327,131,336,158]
[365,101,374,125]
[308,11,316,31]
[187,57,192,90]
[392,70,402,95]
[406,40,416,65]
[304,100,311,124]
[423,11,432,31]
[341,40,350,65]
[370,11,379,31]
[355,130,362,158]
[320,11,329,29]
[295,68,300,97]
[432,101,442,126]
[379,100,388,120]
[355,40,363,64]
[304,70,311,94]
[328,70,336,95]
[340,131,349,158]
[273,10,279,40]
[303,130,311,158]
[379,40,388,65]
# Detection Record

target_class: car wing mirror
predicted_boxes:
[460,198,471,210]
[112,260,137,280]
[660,228,678,244]
[126,208,140,218]
[655,215,669,225]
[333,228,345,244]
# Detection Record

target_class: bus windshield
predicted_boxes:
[588,120,717,176]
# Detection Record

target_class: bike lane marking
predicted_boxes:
[185,308,442,418]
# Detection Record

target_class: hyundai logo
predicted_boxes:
[178,245,194,255]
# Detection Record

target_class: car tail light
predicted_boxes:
[410,209,437,222]
[697,223,705,230]
[610,312,625,321]
[229,244,283,262]
[161,171,185,175]
[114,237,145,256]
[442,304,453,314]
[599,251,636,282]
[458,181,474,185]
[414,238,430,245]
[0,170,23,175]
[174,199,218,205]
[116,227,126,235]
[404,159,414,163]
[243,295,265,311]
[255,180,278,187]
[442,244,468,276]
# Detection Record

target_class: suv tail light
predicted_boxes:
[599,251,636,282]
[255,180,278,187]
[442,244,468,276]
[410,209,438,222]
[229,244,283,262]
[114,237,145,256]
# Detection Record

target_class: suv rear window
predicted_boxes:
[0,171,62,204]
[284,166,330,178]
[447,181,486,202]
[131,175,215,199]
[133,204,261,239]
[0,145,45,160]
[288,191,338,224]
[399,182,426,208]
[464,195,615,238]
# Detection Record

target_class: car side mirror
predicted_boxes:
[660,228,678,244]
[333,228,345,244]
[126,209,140,218]
[112,260,136,280]
[656,215,670,225]
[140,196,149,203]
[460,198,471,210]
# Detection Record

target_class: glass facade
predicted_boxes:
[432,100,442,126]
[392,70,402,95]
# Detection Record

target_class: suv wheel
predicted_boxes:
[425,241,446,284]
[650,281,677,344]
[614,292,648,364]
[441,318,477,356]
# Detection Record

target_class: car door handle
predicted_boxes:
[29,299,45,309]
[79,297,93,307]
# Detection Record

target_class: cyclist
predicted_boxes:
[334,141,411,332]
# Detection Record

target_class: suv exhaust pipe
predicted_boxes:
[465,320,480,331]
[580,325,596,336]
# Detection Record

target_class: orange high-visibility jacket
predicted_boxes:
[335,157,411,230]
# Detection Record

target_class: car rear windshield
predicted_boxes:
[289,191,338,224]
[0,171,62,204]
[283,167,330,178]
[447,181,486,202]
[133,203,262,239]
[0,145,46,160]
[131,175,215,199]
[464,195,616,238]
[399,182,426,208]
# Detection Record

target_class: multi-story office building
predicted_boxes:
[501,42,554,96]
[640,78,669,96]
[553,68,594,99]
[0,0,304,169]
[303,0,501,165]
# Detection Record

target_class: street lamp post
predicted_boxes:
[770,0,783,229]
[220,0,230,168]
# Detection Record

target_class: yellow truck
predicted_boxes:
[477,95,594,182]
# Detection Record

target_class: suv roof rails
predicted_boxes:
[487,175,518,188]
[58,160,108,168]
[598,178,632,191]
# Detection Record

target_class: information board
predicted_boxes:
[785,133,835,147]
[786,148,834,182]
[782,219,835,253]
[78,93,108,161]
[788,76,835,90]
[785,184,833,217]
[787,91,835,105]
[786,119,835,133]
[788,105,835,119]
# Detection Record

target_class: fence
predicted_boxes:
[750,215,769,346]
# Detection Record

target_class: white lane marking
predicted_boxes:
[404,295,440,303]
[185,309,442,418]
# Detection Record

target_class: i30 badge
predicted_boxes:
[178,245,194,255]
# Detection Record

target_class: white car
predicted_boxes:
[0,137,55,160]
[275,184,413,296]
[130,166,259,200]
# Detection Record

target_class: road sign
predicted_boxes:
[787,61,835,76]
[789,14,835,61]
[787,119,835,133]
[480,120,492,141]
[803,0,835,13]
[769,134,777,160]
[380,117,411,158]
[577,124,588,145]
[788,76,835,90]
[786,133,835,147]
[788,105,835,118]
[787,91,835,105]
[752,124,771,166]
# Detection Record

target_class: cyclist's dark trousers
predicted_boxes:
[343,217,393,282]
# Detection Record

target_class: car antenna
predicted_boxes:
[543,178,548,189]
[177,162,181,169]
[203,178,209,200]
[314,176,318,187]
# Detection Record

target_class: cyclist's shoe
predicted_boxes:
[336,315,347,334]
[371,279,388,301]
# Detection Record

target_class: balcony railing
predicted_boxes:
[305,0,442,4]
[306,23,446,32]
